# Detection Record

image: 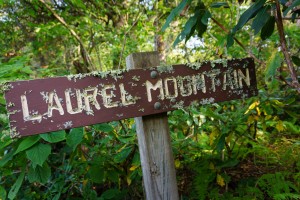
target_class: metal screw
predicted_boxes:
[154,102,161,110]
[150,71,158,79]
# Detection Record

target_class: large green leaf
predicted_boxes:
[14,135,40,155]
[66,127,84,151]
[26,143,51,167]
[93,123,114,133]
[28,163,51,184]
[251,5,271,34]
[114,146,133,163]
[40,130,66,143]
[8,167,25,200]
[260,16,275,40]
[283,0,300,16]
[100,189,120,200]
[265,51,282,81]
[0,186,6,200]
[161,0,192,32]
[0,150,15,167]
[173,10,199,46]
[232,0,267,33]
[88,165,104,184]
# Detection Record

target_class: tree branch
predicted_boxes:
[211,17,264,65]
[275,0,300,93]
[38,0,95,71]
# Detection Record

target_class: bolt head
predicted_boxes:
[154,102,161,110]
[150,71,158,79]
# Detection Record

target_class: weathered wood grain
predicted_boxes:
[126,52,179,200]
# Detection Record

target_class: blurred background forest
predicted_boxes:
[0,0,300,199]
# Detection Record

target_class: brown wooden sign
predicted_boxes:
[4,58,257,137]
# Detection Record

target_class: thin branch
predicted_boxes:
[275,0,300,93]
[38,0,95,71]
[118,13,141,69]
[211,17,264,65]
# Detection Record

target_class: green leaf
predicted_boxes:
[26,143,51,167]
[8,167,25,200]
[260,16,275,40]
[114,146,133,163]
[28,162,51,184]
[40,130,66,143]
[89,165,104,184]
[227,33,234,48]
[0,150,14,167]
[292,56,300,66]
[265,51,282,81]
[173,10,199,46]
[251,5,271,34]
[93,123,114,133]
[216,134,226,153]
[201,10,211,25]
[100,189,120,199]
[14,135,40,155]
[283,0,300,16]
[0,186,7,200]
[232,0,267,33]
[161,0,192,32]
[66,127,84,151]
[210,2,229,8]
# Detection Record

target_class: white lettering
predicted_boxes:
[146,79,164,102]
[238,68,250,88]
[48,91,64,117]
[178,76,193,97]
[119,83,136,106]
[164,77,178,99]
[102,85,118,108]
[21,95,42,122]
[84,87,101,111]
[65,89,83,114]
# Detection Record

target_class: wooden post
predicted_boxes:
[126,52,179,200]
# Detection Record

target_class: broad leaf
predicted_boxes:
[66,127,84,151]
[252,5,271,34]
[114,146,133,163]
[14,135,40,155]
[283,0,300,16]
[265,51,282,81]
[0,186,6,200]
[232,0,267,33]
[8,168,25,200]
[100,189,120,199]
[260,16,275,40]
[28,163,51,184]
[0,150,14,167]
[161,0,192,32]
[89,165,104,183]
[93,123,114,133]
[40,130,66,143]
[26,143,51,167]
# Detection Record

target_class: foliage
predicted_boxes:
[0,0,300,199]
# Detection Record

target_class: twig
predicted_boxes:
[118,13,141,69]
[275,0,300,94]
[211,17,264,65]
[119,120,128,135]
[38,0,95,71]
